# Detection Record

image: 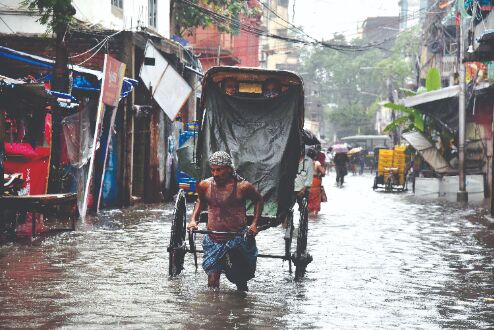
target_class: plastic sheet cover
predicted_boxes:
[199,84,302,218]
[62,107,93,168]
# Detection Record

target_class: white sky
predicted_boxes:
[290,0,421,40]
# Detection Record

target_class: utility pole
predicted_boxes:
[457,10,468,203]
[45,2,75,194]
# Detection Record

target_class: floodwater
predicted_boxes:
[1,174,494,329]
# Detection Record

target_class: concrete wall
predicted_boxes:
[0,0,170,38]
[414,175,485,203]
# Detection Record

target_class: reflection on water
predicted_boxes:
[1,175,494,329]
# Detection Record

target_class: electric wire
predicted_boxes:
[73,37,109,66]
[0,16,14,33]
[69,30,123,58]
[178,0,402,52]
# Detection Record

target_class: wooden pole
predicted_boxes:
[121,32,135,207]
[48,25,71,194]
[81,55,108,220]
[145,107,162,203]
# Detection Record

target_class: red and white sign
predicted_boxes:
[102,56,126,107]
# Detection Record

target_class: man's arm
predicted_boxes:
[187,181,208,230]
[243,182,264,235]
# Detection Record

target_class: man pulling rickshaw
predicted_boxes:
[187,151,263,291]
[167,66,312,287]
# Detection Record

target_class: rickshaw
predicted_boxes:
[167,67,312,279]
[373,146,408,192]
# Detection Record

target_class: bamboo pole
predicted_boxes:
[81,55,108,220]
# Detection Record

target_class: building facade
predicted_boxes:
[259,0,290,70]
[0,0,170,38]
[184,0,261,71]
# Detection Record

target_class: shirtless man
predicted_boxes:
[187,151,264,291]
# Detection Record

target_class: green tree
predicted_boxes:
[375,26,421,88]
[383,103,425,134]
[22,0,75,92]
[171,0,257,36]
[327,102,375,137]
[300,26,421,140]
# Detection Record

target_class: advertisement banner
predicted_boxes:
[102,56,126,107]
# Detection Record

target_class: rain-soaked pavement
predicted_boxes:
[1,174,494,329]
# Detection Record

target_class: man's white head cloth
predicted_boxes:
[209,151,233,168]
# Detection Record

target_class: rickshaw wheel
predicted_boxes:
[293,195,312,280]
[167,190,187,277]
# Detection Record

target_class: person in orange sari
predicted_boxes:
[307,148,325,216]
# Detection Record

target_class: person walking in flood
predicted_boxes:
[334,152,349,187]
[187,151,264,291]
[307,148,325,216]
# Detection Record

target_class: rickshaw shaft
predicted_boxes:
[185,248,288,260]
[190,227,270,236]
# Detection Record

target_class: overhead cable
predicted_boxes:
[178,0,400,52]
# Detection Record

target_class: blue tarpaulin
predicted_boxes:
[0,74,77,107]
[0,46,138,98]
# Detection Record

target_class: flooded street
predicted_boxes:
[1,174,494,329]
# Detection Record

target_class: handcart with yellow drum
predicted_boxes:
[373,145,408,192]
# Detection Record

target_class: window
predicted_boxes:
[112,0,123,9]
[276,28,287,37]
[148,0,157,27]
[278,0,288,7]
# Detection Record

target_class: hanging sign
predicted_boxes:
[102,56,126,107]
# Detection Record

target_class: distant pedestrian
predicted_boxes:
[325,147,333,174]
[359,153,365,175]
[307,148,325,216]
[350,155,357,176]
[334,152,348,187]
[315,144,326,172]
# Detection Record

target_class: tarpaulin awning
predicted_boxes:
[400,85,460,132]
[399,82,493,132]
[0,46,138,98]
[402,131,456,174]
[0,74,77,107]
